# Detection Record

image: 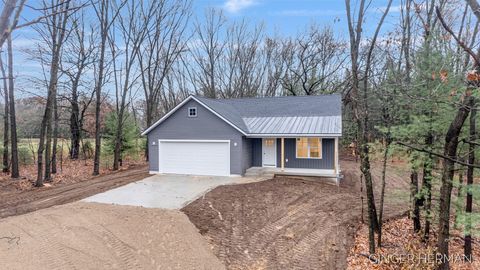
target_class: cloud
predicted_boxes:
[12,37,38,48]
[272,9,345,17]
[375,5,402,14]
[223,0,257,13]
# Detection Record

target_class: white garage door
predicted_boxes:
[159,140,230,176]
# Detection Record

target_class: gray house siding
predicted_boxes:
[251,138,262,166]
[276,138,334,169]
[147,99,245,174]
[241,137,252,173]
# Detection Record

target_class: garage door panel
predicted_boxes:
[159,141,230,176]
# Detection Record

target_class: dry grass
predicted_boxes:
[0,158,146,194]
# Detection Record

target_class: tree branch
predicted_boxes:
[436,6,480,67]
[396,141,480,169]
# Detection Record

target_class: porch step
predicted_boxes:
[245,167,339,179]
[244,167,274,178]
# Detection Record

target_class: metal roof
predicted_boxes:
[243,116,342,135]
[195,94,342,136]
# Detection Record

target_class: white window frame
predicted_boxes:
[295,137,322,159]
[188,107,197,117]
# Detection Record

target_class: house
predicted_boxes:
[141,94,342,178]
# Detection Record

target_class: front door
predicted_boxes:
[262,138,276,167]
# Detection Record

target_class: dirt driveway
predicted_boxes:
[182,160,410,270]
[0,165,148,219]
[0,202,224,270]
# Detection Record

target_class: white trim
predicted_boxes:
[262,138,277,167]
[295,137,323,159]
[141,95,247,136]
[191,96,247,135]
[187,107,197,117]
[158,139,162,173]
[149,171,160,174]
[142,96,194,135]
[157,139,231,176]
[334,137,340,175]
[247,133,341,138]
[158,139,230,143]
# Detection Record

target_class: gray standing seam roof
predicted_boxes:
[194,94,342,136]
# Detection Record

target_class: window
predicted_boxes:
[296,138,322,159]
[264,138,275,146]
[188,107,197,117]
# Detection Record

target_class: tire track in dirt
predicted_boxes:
[100,227,142,269]
[0,166,148,219]
[183,160,409,270]
[25,215,80,270]
[183,178,363,270]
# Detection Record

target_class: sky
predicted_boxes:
[9,0,403,97]
[192,0,402,35]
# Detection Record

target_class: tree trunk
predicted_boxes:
[7,35,18,178]
[113,83,129,170]
[35,0,70,187]
[0,53,9,173]
[422,134,434,242]
[144,112,153,161]
[454,163,464,230]
[51,96,58,174]
[464,98,476,260]
[93,7,108,176]
[113,113,123,170]
[44,103,53,181]
[411,170,421,233]
[69,82,80,159]
[0,0,18,48]
[377,133,391,247]
[437,94,473,270]
[359,137,379,254]
[36,90,52,186]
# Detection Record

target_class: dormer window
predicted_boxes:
[188,107,197,117]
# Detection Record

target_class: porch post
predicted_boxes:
[281,137,285,171]
[334,137,339,175]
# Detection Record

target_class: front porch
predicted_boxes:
[248,136,341,178]
[245,166,340,185]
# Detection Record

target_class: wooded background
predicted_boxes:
[2,0,480,268]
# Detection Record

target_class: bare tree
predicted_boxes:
[435,4,479,268]
[140,0,191,159]
[464,102,476,259]
[0,0,27,48]
[35,0,72,187]
[92,0,125,175]
[111,0,156,170]
[345,0,393,254]
[0,52,9,173]
[61,10,97,159]
[219,20,267,98]
[51,91,59,174]
[262,37,288,96]
[191,9,226,98]
[282,25,346,96]
[7,35,17,178]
